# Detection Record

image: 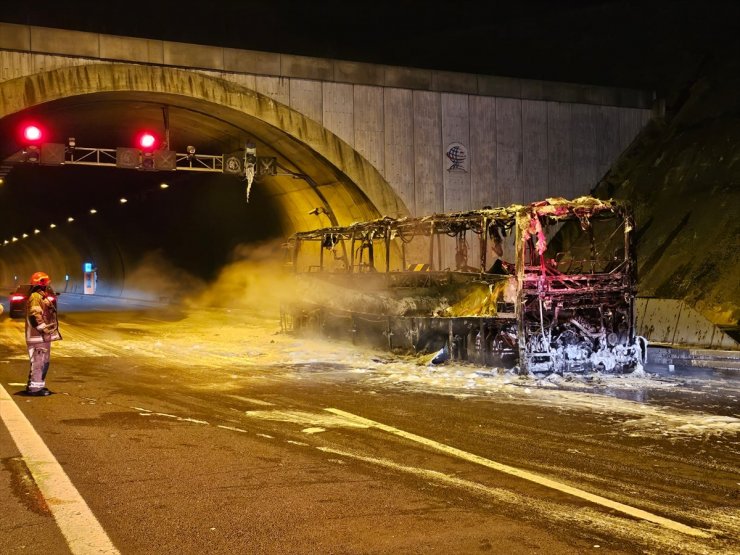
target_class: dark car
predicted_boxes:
[8,284,58,319]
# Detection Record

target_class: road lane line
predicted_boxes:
[227,395,275,406]
[325,407,711,538]
[217,425,248,433]
[0,384,120,554]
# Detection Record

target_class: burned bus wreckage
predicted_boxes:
[282,197,646,374]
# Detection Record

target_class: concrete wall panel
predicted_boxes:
[441,93,470,212]
[495,98,523,206]
[224,48,280,76]
[100,36,163,64]
[223,73,257,93]
[323,82,354,147]
[353,85,385,173]
[335,61,384,86]
[163,42,224,70]
[478,75,521,98]
[30,27,99,58]
[0,51,32,81]
[281,54,334,81]
[289,79,322,124]
[384,89,415,215]
[469,96,497,207]
[385,66,432,90]
[571,103,599,197]
[31,54,100,77]
[0,23,30,51]
[547,102,573,199]
[601,106,622,178]
[636,298,739,349]
[592,106,613,182]
[414,91,443,216]
[433,71,478,94]
[254,76,290,106]
[522,100,549,203]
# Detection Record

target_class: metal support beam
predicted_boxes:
[4,146,278,176]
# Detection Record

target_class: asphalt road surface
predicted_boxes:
[0,296,738,554]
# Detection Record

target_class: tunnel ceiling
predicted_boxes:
[3,92,279,163]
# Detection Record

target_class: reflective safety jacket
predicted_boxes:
[25,289,62,344]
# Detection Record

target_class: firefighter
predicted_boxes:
[23,271,62,396]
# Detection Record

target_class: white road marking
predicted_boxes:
[136,410,208,425]
[227,395,274,406]
[216,424,247,434]
[217,425,248,433]
[246,409,369,429]
[325,408,711,538]
[0,384,120,554]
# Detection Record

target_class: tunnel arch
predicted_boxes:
[0,63,410,231]
[0,63,411,298]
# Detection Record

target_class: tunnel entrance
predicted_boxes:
[0,65,407,300]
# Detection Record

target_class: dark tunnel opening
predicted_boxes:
[0,163,285,299]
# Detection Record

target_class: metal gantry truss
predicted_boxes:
[1,145,279,176]
[64,147,237,173]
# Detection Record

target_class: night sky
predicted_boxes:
[4,0,740,93]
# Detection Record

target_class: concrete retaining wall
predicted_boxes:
[636,298,739,350]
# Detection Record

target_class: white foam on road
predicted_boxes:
[0,384,120,554]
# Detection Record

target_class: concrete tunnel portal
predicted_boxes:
[0,64,407,299]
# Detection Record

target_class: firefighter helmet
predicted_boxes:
[30,271,51,286]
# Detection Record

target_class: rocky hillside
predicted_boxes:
[592,56,740,331]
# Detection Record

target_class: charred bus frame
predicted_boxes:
[284,197,644,373]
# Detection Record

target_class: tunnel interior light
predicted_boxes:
[12,236,18,241]
[160,183,169,189]
[22,233,28,238]
[89,208,98,214]
[49,223,56,229]
[119,198,128,204]
[34,228,40,234]
[67,217,74,222]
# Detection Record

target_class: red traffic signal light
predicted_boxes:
[20,122,45,145]
[137,131,158,151]
[19,122,45,163]
[23,124,43,142]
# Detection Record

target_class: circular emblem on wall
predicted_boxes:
[446,142,469,172]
